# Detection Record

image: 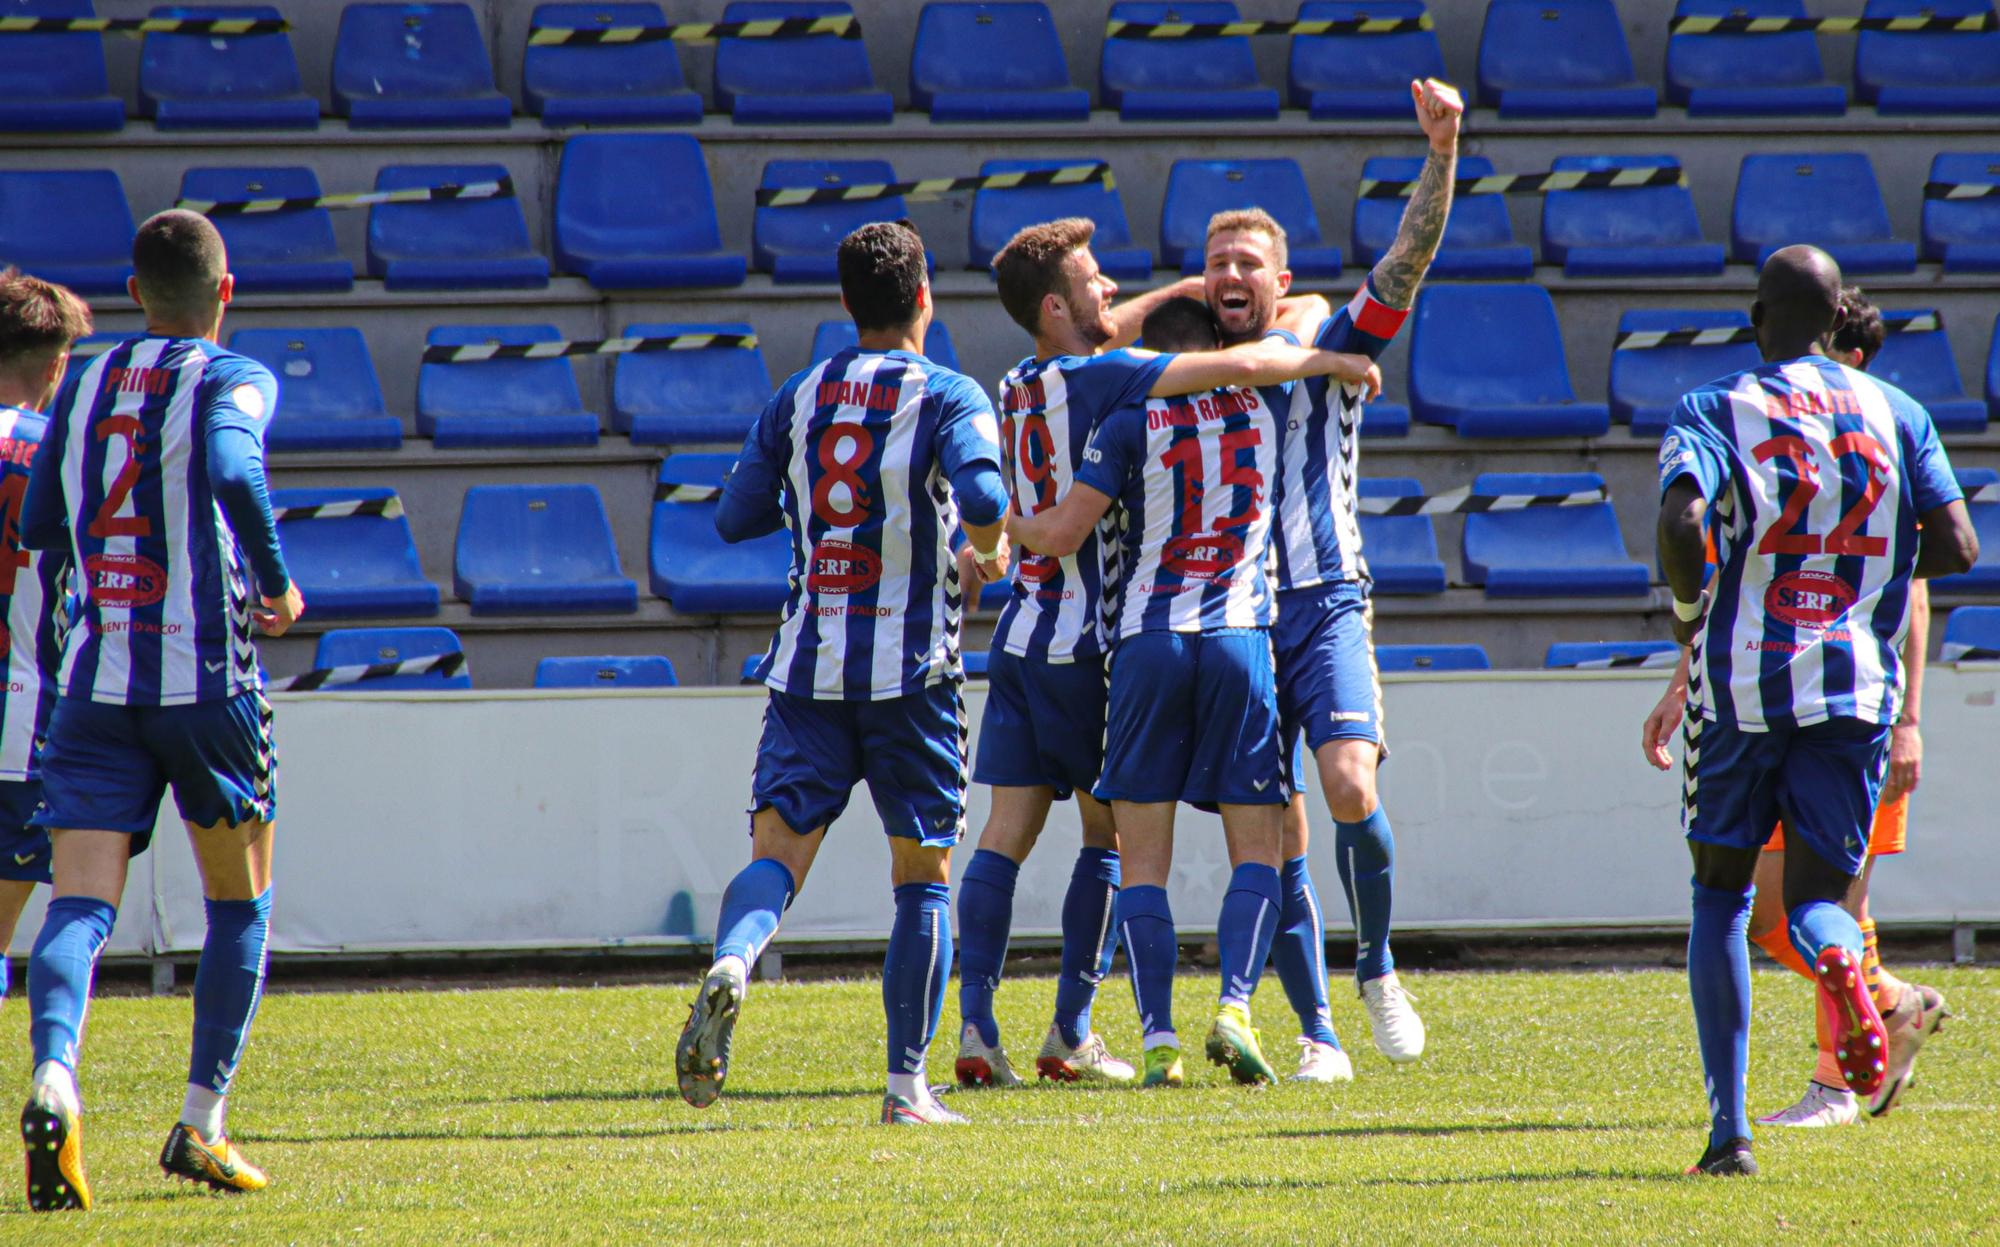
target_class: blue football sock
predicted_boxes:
[1689,879,1755,1148]
[1217,863,1282,1008]
[187,891,272,1095]
[884,882,951,1077]
[1335,808,1396,983]
[1053,847,1120,1049]
[1115,884,1177,1041]
[955,849,1018,1048]
[1786,897,1864,972]
[713,858,796,968]
[1270,856,1340,1047]
[28,896,117,1072]
[1,948,9,1000]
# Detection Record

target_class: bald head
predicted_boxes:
[133,209,229,323]
[1752,245,1844,360]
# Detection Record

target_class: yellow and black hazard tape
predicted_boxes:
[1925,177,2000,200]
[1358,165,1685,200]
[422,331,758,364]
[1105,14,1430,37]
[177,176,514,217]
[527,13,857,44]
[1358,484,1610,516]
[1669,12,1998,34]
[1614,311,1941,351]
[758,162,1111,208]
[274,496,406,523]
[276,651,465,692]
[0,15,288,35]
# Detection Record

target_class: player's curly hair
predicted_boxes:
[992,217,1096,335]
[0,267,92,370]
[1205,208,1289,273]
[1829,285,1884,368]
[837,219,929,333]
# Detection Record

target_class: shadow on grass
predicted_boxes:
[1173,1166,1682,1194]
[476,1086,878,1105]
[254,1122,780,1145]
[1263,1120,1630,1141]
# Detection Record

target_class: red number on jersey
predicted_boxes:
[1159,424,1265,534]
[0,474,28,597]
[1752,431,1890,557]
[1007,411,1059,515]
[88,415,154,540]
[810,422,876,527]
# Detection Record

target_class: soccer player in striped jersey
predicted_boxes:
[1658,245,1978,1177]
[1198,79,1464,1074]
[0,271,89,1016]
[677,222,1009,1126]
[953,220,1379,1089]
[18,210,302,1210]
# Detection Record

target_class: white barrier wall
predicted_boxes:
[11,667,1999,957]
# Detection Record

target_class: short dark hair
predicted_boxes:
[837,220,928,333]
[1829,285,1884,368]
[132,209,228,318]
[992,217,1095,335]
[0,268,91,372]
[1140,296,1219,353]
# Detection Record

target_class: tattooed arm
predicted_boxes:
[1370,78,1464,311]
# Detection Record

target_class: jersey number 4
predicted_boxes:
[1753,432,1889,558]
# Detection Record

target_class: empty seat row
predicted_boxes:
[284,628,678,690]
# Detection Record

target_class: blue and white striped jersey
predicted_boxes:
[29,337,280,707]
[734,348,1004,701]
[989,349,1168,661]
[0,407,67,780]
[1078,384,1280,639]
[1271,280,1410,591]
[1661,356,1961,731]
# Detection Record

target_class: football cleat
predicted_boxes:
[1291,1038,1355,1084]
[21,1086,90,1212]
[1141,1044,1185,1088]
[1686,1136,1757,1177]
[1358,972,1426,1063]
[1204,1003,1277,1086]
[880,1093,969,1126]
[1035,1026,1136,1084]
[1814,947,1887,1097]
[1869,983,1950,1118]
[954,1023,1024,1088]
[1756,1081,1859,1128]
[160,1122,269,1193]
[676,963,746,1109]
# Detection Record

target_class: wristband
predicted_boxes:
[971,542,1002,563]
[1672,596,1704,622]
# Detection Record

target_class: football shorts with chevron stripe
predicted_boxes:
[1679,714,1888,877]
[751,684,967,846]
[0,779,50,882]
[1274,581,1386,756]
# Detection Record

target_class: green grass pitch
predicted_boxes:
[3,965,1994,1244]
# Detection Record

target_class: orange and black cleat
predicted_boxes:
[160,1121,269,1193]
[21,1089,91,1212]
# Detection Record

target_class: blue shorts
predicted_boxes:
[1096,629,1287,807]
[972,650,1107,801]
[0,779,50,883]
[31,691,277,854]
[1682,714,1890,878]
[751,683,967,847]
[1275,581,1385,759]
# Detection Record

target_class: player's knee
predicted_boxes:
[889,840,952,887]
[1325,776,1378,824]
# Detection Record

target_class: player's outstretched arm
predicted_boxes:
[1641,650,1690,771]
[1150,340,1380,398]
[1913,500,1978,579]
[1370,78,1462,311]
[1009,481,1115,560]
[1105,276,1205,350]
[1657,479,1710,647]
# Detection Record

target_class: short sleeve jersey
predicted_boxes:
[0,407,67,779]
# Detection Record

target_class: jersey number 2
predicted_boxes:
[89,415,154,541]
[1752,432,1889,558]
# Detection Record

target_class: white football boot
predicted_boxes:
[953,1023,1024,1088]
[1291,1038,1356,1083]
[1757,1081,1860,1128]
[1358,973,1426,1063]
[1035,1026,1136,1083]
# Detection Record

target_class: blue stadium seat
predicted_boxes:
[178,168,351,293]
[331,3,511,128]
[1355,478,1446,595]
[1665,0,1845,117]
[650,454,792,613]
[754,160,914,284]
[524,3,703,126]
[270,487,438,619]
[1160,159,1341,278]
[714,1,892,123]
[1984,314,2000,425]
[1921,153,2000,272]
[1461,471,1648,597]
[554,133,747,289]
[534,655,678,687]
[139,5,317,129]
[1867,310,1987,434]
[455,484,637,614]
[1731,154,1917,275]
[968,158,1152,282]
[962,650,990,678]
[1856,0,2000,114]
[0,170,132,294]
[1607,310,1760,438]
[611,322,770,445]
[1360,399,1411,438]
[1375,643,1490,672]
[1539,155,1725,278]
[910,2,1088,122]
[1288,1,1444,120]
[1941,606,2000,659]
[312,627,471,690]
[229,328,403,452]
[419,325,599,448]
[1544,640,1678,668]
[809,319,962,372]
[0,0,121,132]
[367,163,548,291]
[1476,0,1657,119]
[1100,2,1279,121]
[1410,285,1610,437]
[1353,156,1532,279]
[1933,468,2000,595]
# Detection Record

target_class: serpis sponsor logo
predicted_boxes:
[806,539,882,595]
[1162,532,1244,581]
[86,553,167,608]
[1765,569,1856,630]
[1017,552,1060,584]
